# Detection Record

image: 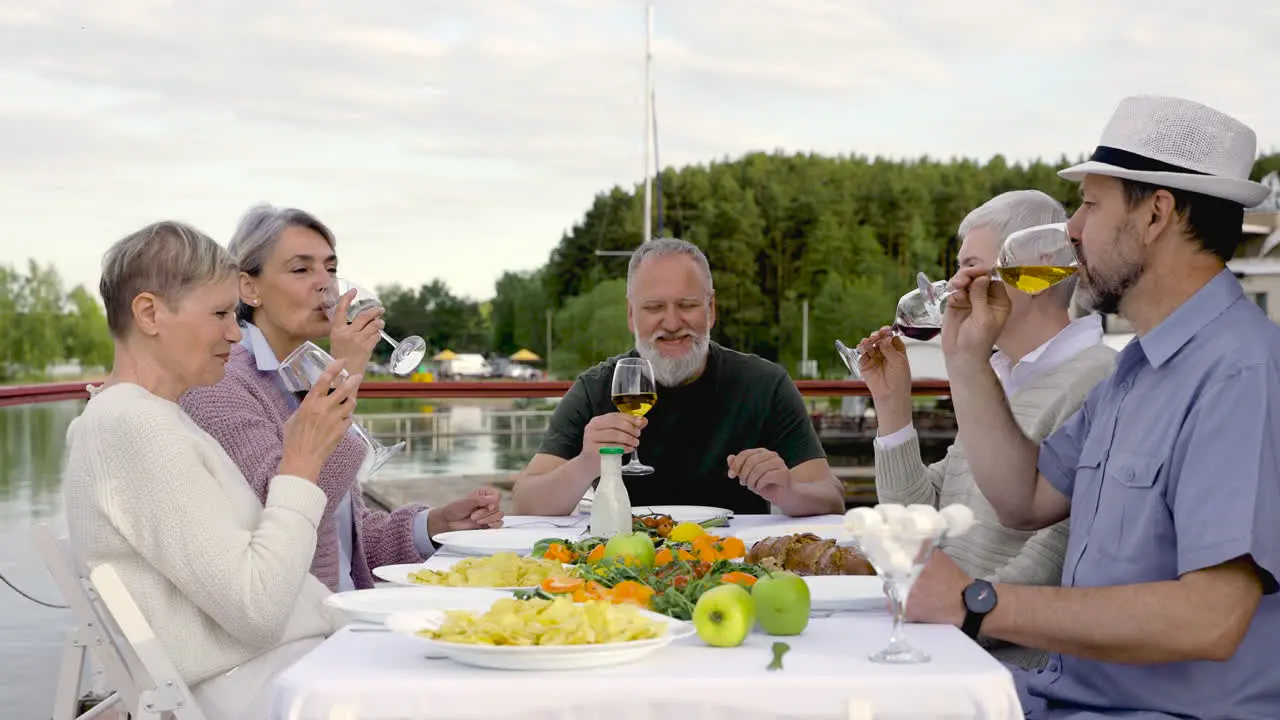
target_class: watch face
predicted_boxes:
[964,580,997,614]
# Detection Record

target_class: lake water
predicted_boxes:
[0,399,543,720]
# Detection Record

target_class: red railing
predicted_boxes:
[0,379,953,407]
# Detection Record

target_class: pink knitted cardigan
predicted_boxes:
[180,344,427,591]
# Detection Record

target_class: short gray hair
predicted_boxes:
[626,237,714,298]
[99,221,237,338]
[958,190,1076,308]
[228,203,337,322]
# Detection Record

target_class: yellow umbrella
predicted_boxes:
[432,349,458,361]
[509,348,541,362]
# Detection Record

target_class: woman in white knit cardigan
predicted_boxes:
[62,221,359,720]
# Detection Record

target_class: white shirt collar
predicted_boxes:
[239,321,282,372]
[990,314,1104,397]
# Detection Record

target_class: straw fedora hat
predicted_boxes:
[1059,95,1270,207]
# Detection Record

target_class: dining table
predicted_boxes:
[268,512,1025,720]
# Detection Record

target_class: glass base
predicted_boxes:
[368,441,405,475]
[390,336,428,376]
[621,460,654,475]
[868,645,931,664]
[833,339,864,379]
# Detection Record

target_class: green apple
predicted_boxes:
[602,532,656,569]
[751,571,811,636]
[692,583,755,647]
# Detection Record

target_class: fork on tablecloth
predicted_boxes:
[504,519,589,529]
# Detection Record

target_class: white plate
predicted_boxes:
[384,606,696,670]
[371,557,573,590]
[729,523,856,547]
[803,575,887,612]
[324,586,511,624]
[431,528,589,557]
[632,505,733,523]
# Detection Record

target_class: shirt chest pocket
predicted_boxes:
[1095,453,1174,579]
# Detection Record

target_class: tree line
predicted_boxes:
[0,261,113,382]
[497,151,1280,378]
[6,152,1279,382]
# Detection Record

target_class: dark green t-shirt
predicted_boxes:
[538,342,826,514]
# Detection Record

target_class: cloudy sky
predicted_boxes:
[1,0,1277,301]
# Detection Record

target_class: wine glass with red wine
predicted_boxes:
[277,341,404,475]
[834,287,942,379]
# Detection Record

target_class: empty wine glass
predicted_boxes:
[858,525,948,664]
[278,341,404,475]
[611,357,656,475]
[323,278,427,377]
[834,288,942,380]
[918,222,1079,307]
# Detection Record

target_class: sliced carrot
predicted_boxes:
[541,543,576,563]
[654,548,674,566]
[676,548,697,562]
[586,544,606,563]
[540,576,585,594]
[720,571,757,587]
[718,537,746,559]
[609,580,655,608]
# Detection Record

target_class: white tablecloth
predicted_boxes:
[271,514,1024,720]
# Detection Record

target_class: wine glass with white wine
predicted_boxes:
[277,341,405,475]
[917,222,1080,307]
[611,357,656,475]
[323,278,428,377]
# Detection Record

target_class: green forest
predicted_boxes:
[5,152,1279,383]
[482,150,1280,378]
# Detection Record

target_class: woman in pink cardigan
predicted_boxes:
[181,203,504,592]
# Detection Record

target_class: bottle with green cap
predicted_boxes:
[590,446,632,538]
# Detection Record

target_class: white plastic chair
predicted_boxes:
[32,524,208,720]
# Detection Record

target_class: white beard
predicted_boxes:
[634,328,710,387]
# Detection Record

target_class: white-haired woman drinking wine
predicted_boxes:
[181,203,503,594]
[62,221,356,720]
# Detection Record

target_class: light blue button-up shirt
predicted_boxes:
[239,323,434,591]
[1023,269,1280,718]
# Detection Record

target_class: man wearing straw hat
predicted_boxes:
[905,95,1280,718]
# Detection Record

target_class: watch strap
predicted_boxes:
[961,609,986,639]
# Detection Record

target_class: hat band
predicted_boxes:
[1089,146,1208,176]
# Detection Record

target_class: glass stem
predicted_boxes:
[887,582,911,648]
[351,420,381,453]
[379,330,400,348]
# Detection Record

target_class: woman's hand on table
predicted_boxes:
[427,487,505,538]
[904,551,971,626]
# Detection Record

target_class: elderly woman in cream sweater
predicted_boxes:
[62,221,358,720]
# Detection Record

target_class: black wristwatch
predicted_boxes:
[961,579,998,639]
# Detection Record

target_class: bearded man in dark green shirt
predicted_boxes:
[512,238,845,517]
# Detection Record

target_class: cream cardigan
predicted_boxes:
[876,344,1117,668]
[62,383,342,685]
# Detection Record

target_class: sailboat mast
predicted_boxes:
[642,0,654,245]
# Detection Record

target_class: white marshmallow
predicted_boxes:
[939,504,976,536]
[905,504,943,534]
[844,506,884,535]
[875,503,909,524]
